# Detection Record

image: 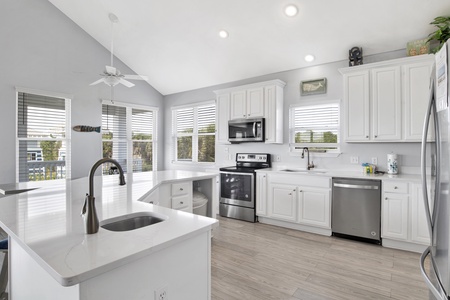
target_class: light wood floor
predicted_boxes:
[211,216,431,300]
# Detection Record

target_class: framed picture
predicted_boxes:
[300,78,327,96]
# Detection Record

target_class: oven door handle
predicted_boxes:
[220,171,254,177]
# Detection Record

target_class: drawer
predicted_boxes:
[383,181,408,194]
[172,194,191,210]
[172,182,192,196]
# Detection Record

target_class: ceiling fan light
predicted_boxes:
[304,54,315,62]
[104,77,120,86]
[284,5,298,17]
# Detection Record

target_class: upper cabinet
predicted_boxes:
[339,55,434,143]
[214,79,286,144]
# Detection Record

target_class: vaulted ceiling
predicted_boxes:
[49,0,450,95]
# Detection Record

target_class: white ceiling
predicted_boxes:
[48,0,450,95]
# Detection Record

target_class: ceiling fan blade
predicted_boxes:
[119,78,135,88]
[90,78,106,86]
[123,74,149,81]
[105,65,117,75]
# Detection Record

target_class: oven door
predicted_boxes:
[220,171,254,208]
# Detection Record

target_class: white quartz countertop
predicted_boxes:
[256,168,424,182]
[0,170,218,286]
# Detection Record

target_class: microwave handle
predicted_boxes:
[253,122,256,137]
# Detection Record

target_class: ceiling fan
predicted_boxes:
[90,13,148,88]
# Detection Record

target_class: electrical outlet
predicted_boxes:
[275,155,281,162]
[350,156,359,164]
[371,157,378,165]
[155,285,168,300]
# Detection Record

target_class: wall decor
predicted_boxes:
[300,78,327,96]
[406,38,430,56]
[349,47,363,66]
[72,125,101,133]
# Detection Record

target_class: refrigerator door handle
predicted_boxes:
[420,247,447,300]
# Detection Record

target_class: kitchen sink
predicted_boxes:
[100,212,167,232]
[279,169,326,174]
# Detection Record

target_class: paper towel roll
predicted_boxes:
[387,153,398,174]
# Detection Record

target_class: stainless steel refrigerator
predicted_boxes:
[421,39,450,300]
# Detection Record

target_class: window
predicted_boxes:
[102,101,157,175]
[16,90,71,182]
[172,101,216,163]
[289,100,340,154]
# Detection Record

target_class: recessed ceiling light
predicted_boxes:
[305,55,315,62]
[284,5,298,17]
[219,30,229,38]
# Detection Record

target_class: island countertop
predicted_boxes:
[0,170,218,286]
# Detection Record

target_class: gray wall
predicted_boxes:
[0,0,164,182]
[164,51,425,174]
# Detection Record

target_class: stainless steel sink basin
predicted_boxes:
[100,212,167,232]
[279,169,326,174]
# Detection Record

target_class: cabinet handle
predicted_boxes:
[149,201,154,204]
[288,193,292,195]
[243,114,246,117]
[180,188,184,191]
[394,186,398,189]
[247,114,250,116]
[299,190,303,192]
[180,201,184,204]
[366,136,369,138]
[385,197,388,200]
[375,135,378,138]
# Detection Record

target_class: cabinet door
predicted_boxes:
[230,90,247,119]
[256,173,267,216]
[216,93,230,144]
[246,87,264,118]
[411,183,431,244]
[403,60,434,141]
[382,192,408,240]
[371,66,402,141]
[264,85,283,144]
[343,71,370,141]
[268,183,297,222]
[297,187,330,228]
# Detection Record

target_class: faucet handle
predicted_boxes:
[309,161,315,169]
[81,194,88,216]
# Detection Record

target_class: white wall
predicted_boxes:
[163,50,426,174]
[0,0,164,182]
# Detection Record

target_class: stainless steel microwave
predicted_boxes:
[228,118,265,143]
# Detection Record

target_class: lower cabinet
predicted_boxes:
[381,180,432,252]
[171,181,193,213]
[257,173,331,234]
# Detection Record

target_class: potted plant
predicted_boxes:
[427,16,450,52]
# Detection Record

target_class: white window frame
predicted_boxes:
[102,100,158,173]
[172,100,216,165]
[289,99,341,157]
[15,87,72,182]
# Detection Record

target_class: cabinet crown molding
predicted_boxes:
[338,54,434,75]
[213,79,286,95]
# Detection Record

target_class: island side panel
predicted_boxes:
[79,230,211,300]
[10,238,80,300]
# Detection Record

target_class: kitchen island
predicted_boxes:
[0,171,218,300]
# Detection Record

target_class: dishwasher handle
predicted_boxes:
[333,183,379,190]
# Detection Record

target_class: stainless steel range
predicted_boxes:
[219,153,271,222]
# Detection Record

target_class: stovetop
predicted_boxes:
[219,153,271,173]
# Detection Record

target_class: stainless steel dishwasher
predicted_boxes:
[332,177,381,244]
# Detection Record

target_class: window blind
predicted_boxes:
[290,103,339,151]
[17,92,70,182]
[172,102,216,163]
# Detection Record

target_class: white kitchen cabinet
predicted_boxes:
[403,60,434,141]
[371,66,402,141]
[342,70,370,141]
[214,79,285,144]
[171,181,193,213]
[410,183,431,244]
[297,187,331,228]
[382,192,409,241]
[216,93,230,144]
[382,179,432,252]
[268,183,297,222]
[258,173,331,235]
[340,54,434,143]
[256,173,268,216]
[230,87,264,119]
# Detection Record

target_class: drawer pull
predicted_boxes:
[385,197,388,200]
[180,188,184,191]
[394,186,398,189]
[180,201,184,205]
